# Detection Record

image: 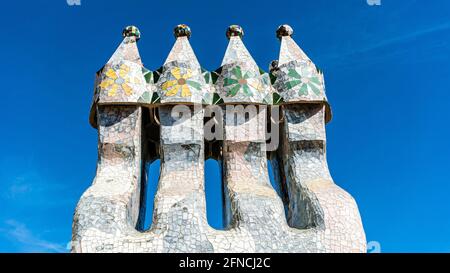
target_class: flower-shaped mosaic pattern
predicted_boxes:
[274,61,325,102]
[222,65,262,97]
[161,66,201,98]
[98,63,142,97]
[284,65,322,96]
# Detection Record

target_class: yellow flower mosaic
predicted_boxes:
[99,63,141,97]
[161,67,201,97]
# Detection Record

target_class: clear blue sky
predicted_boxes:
[1,0,449,253]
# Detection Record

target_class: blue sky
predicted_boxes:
[1,0,450,253]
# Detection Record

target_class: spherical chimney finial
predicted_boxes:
[122,25,141,41]
[226,25,244,39]
[269,60,279,73]
[276,24,294,40]
[174,24,192,39]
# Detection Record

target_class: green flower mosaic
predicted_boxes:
[223,66,261,97]
[285,67,322,96]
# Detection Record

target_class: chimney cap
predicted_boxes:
[174,24,192,39]
[122,25,141,40]
[226,25,244,39]
[276,24,294,40]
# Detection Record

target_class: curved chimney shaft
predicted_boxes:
[150,105,214,252]
[279,103,366,252]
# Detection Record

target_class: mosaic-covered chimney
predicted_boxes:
[72,24,366,253]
